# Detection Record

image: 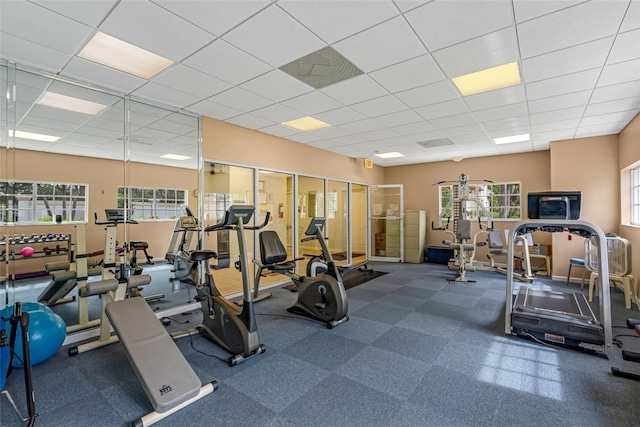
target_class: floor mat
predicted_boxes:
[342,268,387,290]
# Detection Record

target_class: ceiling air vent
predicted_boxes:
[279,46,363,89]
[416,138,454,149]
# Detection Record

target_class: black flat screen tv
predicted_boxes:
[527,191,582,220]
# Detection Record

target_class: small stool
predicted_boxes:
[589,272,638,309]
[567,258,586,289]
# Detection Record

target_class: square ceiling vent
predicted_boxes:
[416,138,454,149]
[279,46,363,89]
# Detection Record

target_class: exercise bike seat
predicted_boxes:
[190,250,218,262]
[259,231,296,272]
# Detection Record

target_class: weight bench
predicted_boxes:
[106,296,217,426]
[38,261,77,306]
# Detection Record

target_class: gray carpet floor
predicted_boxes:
[2,261,640,427]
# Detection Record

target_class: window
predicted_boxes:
[631,167,640,225]
[439,182,520,221]
[0,180,87,224]
[118,186,187,221]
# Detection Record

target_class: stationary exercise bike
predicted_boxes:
[169,214,201,288]
[254,217,349,329]
[174,205,268,366]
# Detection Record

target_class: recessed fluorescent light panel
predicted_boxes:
[78,32,173,79]
[9,130,60,142]
[493,133,530,145]
[452,62,521,96]
[161,154,191,160]
[282,116,331,132]
[37,91,107,115]
[375,152,405,159]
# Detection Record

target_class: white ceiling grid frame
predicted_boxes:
[319,75,389,105]
[239,69,314,103]
[221,4,326,68]
[369,54,446,93]
[277,0,400,45]
[152,64,232,99]
[61,57,148,94]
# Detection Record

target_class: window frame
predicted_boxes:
[117,186,188,221]
[438,181,521,221]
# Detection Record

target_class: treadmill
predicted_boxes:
[504,192,612,357]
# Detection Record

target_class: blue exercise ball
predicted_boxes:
[1,302,66,368]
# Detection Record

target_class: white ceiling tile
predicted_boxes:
[575,121,629,137]
[391,121,437,136]
[259,125,304,138]
[31,0,118,27]
[497,141,533,154]
[282,91,343,116]
[607,27,640,65]
[207,87,273,112]
[222,5,325,67]
[278,0,399,44]
[464,86,526,112]
[251,104,304,123]
[320,75,388,105]
[319,134,367,149]
[133,82,200,109]
[350,95,407,117]
[240,70,314,103]
[183,40,272,86]
[153,65,231,98]
[531,118,580,135]
[489,127,532,139]
[579,110,638,127]
[415,99,470,120]
[356,128,400,142]
[369,54,445,93]
[152,0,271,36]
[512,1,589,23]
[405,0,513,51]
[584,98,640,117]
[620,0,640,32]
[333,16,426,73]
[374,110,424,128]
[395,80,460,109]
[522,37,613,83]
[100,0,215,62]
[432,27,519,77]
[307,126,351,140]
[481,116,530,132]
[61,57,147,94]
[0,34,72,73]
[525,68,600,100]
[474,102,529,122]
[532,128,576,142]
[598,58,640,87]
[530,106,585,125]
[314,107,366,126]
[0,1,93,54]
[517,1,627,59]
[409,123,485,140]
[591,80,640,103]
[393,0,432,13]
[528,90,591,114]
[338,119,386,134]
[225,113,273,130]
[450,133,493,145]
[430,113,479,130]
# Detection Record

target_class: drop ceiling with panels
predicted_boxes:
[1,0,639,167]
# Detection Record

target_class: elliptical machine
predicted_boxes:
[174,205,268,366]
[254,217,349,329]
[168,213,201,288]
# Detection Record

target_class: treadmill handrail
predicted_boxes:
[504,219,611,357]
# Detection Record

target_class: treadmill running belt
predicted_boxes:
[511,287,604,349]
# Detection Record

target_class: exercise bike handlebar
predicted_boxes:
[205,207,270,232]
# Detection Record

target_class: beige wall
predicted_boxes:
[618,112,640,277]
[549,135,619,280]
[202,117,385,184]
[384,151,551,255]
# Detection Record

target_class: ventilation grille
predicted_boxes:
[416,138,454,149]
[279,46,363,89]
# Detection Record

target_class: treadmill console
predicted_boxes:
[527,191,581,220]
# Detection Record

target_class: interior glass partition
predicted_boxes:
[351,183,368,266]
[297,176,325,270]
[327,180,348,267]
[203,162,255,296]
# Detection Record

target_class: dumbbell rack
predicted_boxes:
[0,233,71,281]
